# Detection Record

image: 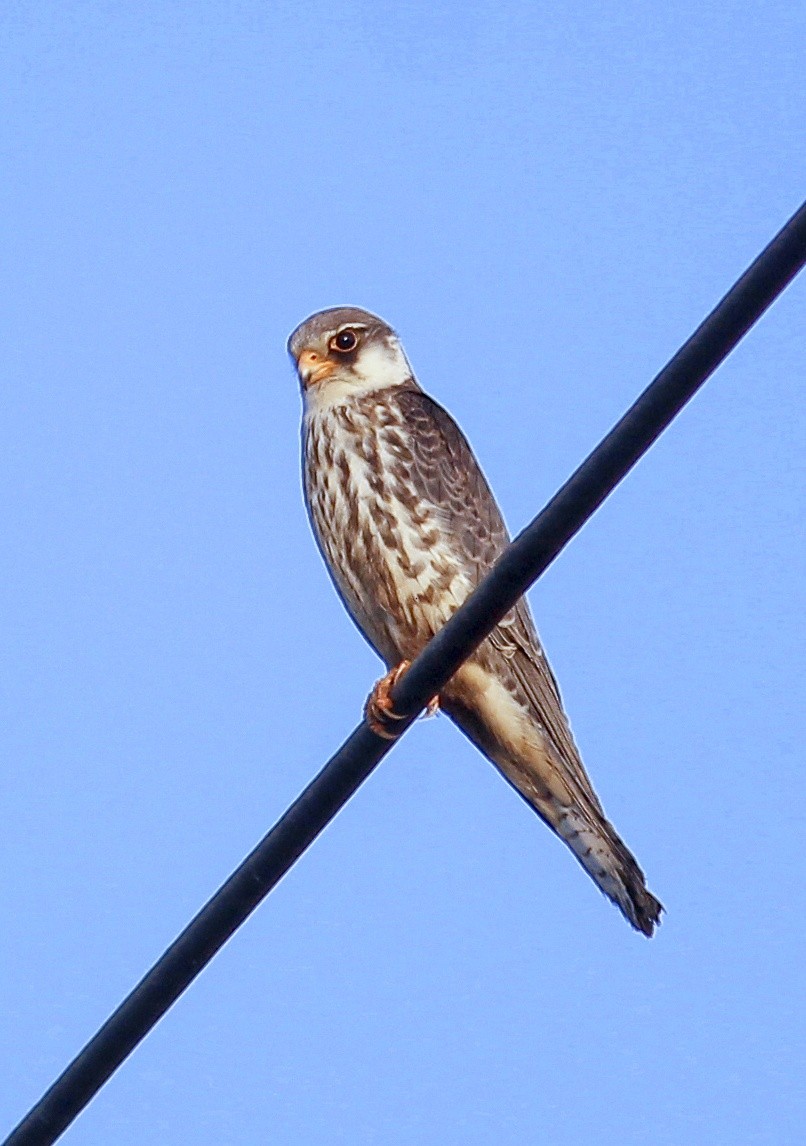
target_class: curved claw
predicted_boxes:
[364,661,440,740]
[364,661,412,739]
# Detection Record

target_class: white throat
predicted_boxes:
[303,337,413,413]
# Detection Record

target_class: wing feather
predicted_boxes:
[394,388,598,802]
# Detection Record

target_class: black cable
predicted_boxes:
[5,199,806,1146]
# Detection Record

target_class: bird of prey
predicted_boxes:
[288,306,663,936]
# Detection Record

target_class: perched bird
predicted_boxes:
[288,306,663,936]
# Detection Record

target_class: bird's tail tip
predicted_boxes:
[626,883,664,938]
[603,826,664,938]
[557,807,663,937]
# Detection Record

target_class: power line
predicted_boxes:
[5,199,806,1146]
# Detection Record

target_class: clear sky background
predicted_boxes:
[1,4,804,1144]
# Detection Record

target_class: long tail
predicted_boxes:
[554,804,663,936]
[441,671,663,936]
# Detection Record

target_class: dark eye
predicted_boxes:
[331,329,358,353]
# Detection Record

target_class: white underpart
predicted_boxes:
[303,333,475,657]
[304,396,474,664]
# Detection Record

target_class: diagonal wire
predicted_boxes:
[5,199,806,1146]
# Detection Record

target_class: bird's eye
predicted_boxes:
[331,329,358,353]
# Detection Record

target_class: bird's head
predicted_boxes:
[288,306,415,407]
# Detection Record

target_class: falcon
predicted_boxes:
[288,306,663,936]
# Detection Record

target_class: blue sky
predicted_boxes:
[1,3,804,1143]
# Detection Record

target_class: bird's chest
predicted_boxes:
[303,401,470,658]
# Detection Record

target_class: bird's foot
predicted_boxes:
[364,661,440,739]
[365,661,412,739]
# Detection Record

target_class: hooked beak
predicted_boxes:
[297,348,336,388]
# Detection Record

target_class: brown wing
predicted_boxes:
[392,388,511,573]
[394,388,599,805]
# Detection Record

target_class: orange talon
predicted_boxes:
[365,660,411,739]
[364,660,440,739]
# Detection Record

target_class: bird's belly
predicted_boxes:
[304,408,474,664]
[365,496,471,649]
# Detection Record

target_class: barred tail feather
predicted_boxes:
[440,668,663,936]
[556,806,663,936]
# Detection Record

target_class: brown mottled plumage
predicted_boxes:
[288,306,663,936]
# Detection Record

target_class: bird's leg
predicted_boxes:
[364,661,440,739]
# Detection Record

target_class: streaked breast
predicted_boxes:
[303,395,473,660]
